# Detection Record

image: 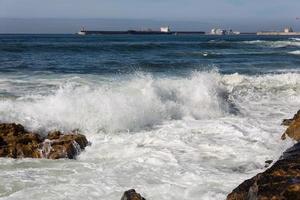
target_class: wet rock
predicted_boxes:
[282,120,300,141]
[282,119,294,126]
[45,131,88,159]
[264,160,273,168]
[0,123,42,158]
[46,131,62,140]
[0,136,7,146]
[282,110,300,126]
[227,148,300,200]
[0,123,88,159]
[121,189,146,200]
[282,110,300,141]
[228,111,300,200]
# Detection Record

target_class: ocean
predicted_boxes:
[0,34,299,199]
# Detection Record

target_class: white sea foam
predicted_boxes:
[289,38,300,41]
[0,71,299,199]
[243,40,300,48]
[289,50,300,55]
[0,71,231,134]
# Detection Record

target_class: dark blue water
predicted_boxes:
[1,34,300,76]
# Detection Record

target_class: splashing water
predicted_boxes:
[1,34,300,200]
[0,70,299,199]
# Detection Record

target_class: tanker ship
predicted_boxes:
[77,26,205,35]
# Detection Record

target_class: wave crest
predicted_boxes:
[1,71,300,134]
[289,50,300,55]
[243,40,300,48]
[0,71,230,133]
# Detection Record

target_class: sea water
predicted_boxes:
[0,34,300,199]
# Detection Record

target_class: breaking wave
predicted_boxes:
[242,39,300,48]
[289,38,300,41]
[1,70,300,200]
[289,50,300,55]
[1,70,300,135]
[0,71,231,133]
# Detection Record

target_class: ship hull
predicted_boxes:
[77,30,205,35]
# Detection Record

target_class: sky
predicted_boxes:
[0,0,300,33]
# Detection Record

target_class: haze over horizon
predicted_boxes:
[1,0,300,33]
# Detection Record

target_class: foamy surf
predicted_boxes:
[0,70,298,199]
[2,33,300,200]
[242,40,300,48]
[289,50,300,55]
[0,71,231,133]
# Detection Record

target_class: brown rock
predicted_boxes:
[282,110,300,141]
[227,155,300,200]
[0,123,42,158]
[227,111,300,200]
[282,120,300,141]
[227,144,300,199]
[282,110,300,126]
[121,189,146,200]
[0,123,88,159]
[45,131,88,159]
[0,123,25,136]
[227,175,259,200]
[282,119,294,126]
[46,131,62,140]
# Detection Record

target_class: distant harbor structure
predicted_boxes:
[160,26,171,33]
[77,26,205,35]
[210,28,240,35]
[257,27,300,36]
[210,28,225,35]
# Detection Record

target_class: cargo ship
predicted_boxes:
[77,26,205,35]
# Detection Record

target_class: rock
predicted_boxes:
[0,123,42,158]
[121,189,146,200]
[228,111,300,200]
[227,146,300,200]
[0,136,7,146]
[227,175,258,200]
[0,123,88,159]
[264,160,273,168]
[281,110,300,141]
[282,110,300,141]
[282,110,300,126]
[282,119,294,126]
[46,131,62,140]
[282,119,300,141]
[45,131,88,159]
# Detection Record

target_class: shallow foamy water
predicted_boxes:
[0,71,298,199]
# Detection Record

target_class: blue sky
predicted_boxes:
[1,0,300,33]
[1,0,299,19]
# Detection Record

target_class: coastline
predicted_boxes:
[1,34,300,199]
[227,110,300,200]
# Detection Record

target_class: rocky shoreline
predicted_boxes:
[0,123,88,159]
[2,109,300,200]
[0,123,148,199]
[227,110,300,200]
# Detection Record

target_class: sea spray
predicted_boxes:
[1,34,300,200]
[0,71,231,134]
